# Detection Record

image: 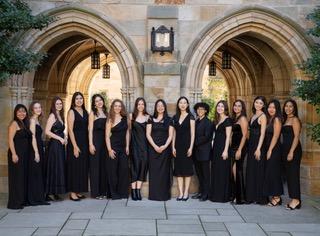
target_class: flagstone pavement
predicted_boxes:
[0,194,320,236]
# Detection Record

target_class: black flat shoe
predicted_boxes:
[182,195,189,201]
[199,195,208,202]
[286,202,301,210]
[176,196,183,201]
[54,195,63,201]
[45,195,54,202]
[192,193,202,199]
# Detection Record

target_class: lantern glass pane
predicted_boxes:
[91,51,100,69]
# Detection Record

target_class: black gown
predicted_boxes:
[67,109,89,193]
[172,114,194,177]
[7,128,31,209]
[108,117,129,199]
[28,124,46,205]
[46,120,66,195]
[131,120,148,182]
[282,125,302,200]
[90,118,108,198]
[148,117,173,201]
[246,116,268,204]
[210,117,232,202]
[263,120,284,197]
[230,122,247,203]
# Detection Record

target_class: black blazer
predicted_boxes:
[194,116,213,161]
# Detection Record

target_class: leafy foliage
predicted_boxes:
[294,6,320,145]
[0,0,54,81]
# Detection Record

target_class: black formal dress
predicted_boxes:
[7,128,31,209]
[130,120,148,182]
[246,115,268,204]
[193,116,213,197]
[263,120,284,197]
[28,124,46,205]
[282,125,302,200]
[172,113,194,177]
[67,109,89,193]
[90,117,108,198]
[148,117,173,201]
[230,121,247,203]
[108,117,129,199]
[210,118,232,202]
[46,120,66,195]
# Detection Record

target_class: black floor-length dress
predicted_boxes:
[130,120,148,182]
[282,125,302,200]
[263,121,284,197]
[210,117,232,202]
[7,128,31,209]
[28,124,46,205]
[46,120,66,195]
[90,118,108,198]
[148,117,173,201]
[172,113,194,177]
[246,116,268,204]
[108,117,129,199]
[230,122,247,203]
[67,109,89,193]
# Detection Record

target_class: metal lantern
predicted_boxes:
[102,52,110,79]
[222,50,232,69]
[91,40,100,69]
[209,60,216,76]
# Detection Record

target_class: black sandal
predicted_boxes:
[267,197,282,207]
[286,201,301,210]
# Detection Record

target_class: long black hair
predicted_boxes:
[91,94,107,117]
[153,99,168,120]
[252,96,267,114]
[132,97,148,120]
[70,92,86,111]
[283,99,299,123]
[13,104,29,129]
[231,99,247,122]
[267,99,283,124]
[175,96,190,118]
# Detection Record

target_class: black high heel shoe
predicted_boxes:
[176,195,183,201]
[182,195,189,201]
[131,189,137,201]
[136,189,142,201]
[286,201,301,210]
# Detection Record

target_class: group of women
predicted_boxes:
[7,93,302,211]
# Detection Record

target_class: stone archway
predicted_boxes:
[8,5,143,113]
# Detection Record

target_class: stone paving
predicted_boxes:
[0,194,319,236]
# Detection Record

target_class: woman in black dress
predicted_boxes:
[28,101,50,205]
[172,97,195,201]
[45,97,67,200]
[106,99,130,199]
[263,99,283,206]
[7,104,31,209]
[282,99,302,210]
[246,96,268,204]
[192,102,213,201]
[210,100,232,203]
[130,97,149,201]
[67,92,89,201]
[146,99,173,201]
[88,94,108,199]
[230,100,248,204]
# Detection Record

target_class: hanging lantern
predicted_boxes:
[222,50,232,69]
[91,40,100,69]
[102,52,110,79]
[208,60,216,76]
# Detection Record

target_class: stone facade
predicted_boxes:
[0,0,319,197]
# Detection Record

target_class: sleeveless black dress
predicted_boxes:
[108,117,129,199]
[246,116,268,204]
[282,125,302,200]
[67,109,89,193]
[90,117,108,198]
[263,120,284,197]
[148,117,173,201]
[130,120,148,182]
[210,117,232,202]
[230,122,247,203]
[28,124,46,205]
[172,113,194,177]
[7,128,31,209]
[46,120,66,195]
